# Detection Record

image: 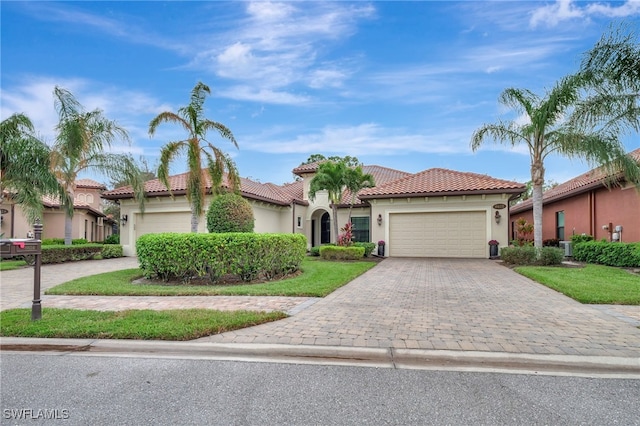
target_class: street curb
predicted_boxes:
[2,337,640,377]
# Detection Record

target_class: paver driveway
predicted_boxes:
[197,258,640,358]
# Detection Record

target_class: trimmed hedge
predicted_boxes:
[319,246,365,261]
[41,238,89,246]
[136,233,307,283]
[354,242,376,257]
[572,241,640,267]
[101,245,124,259]
[40,244,104,264]
[500,246,564,266]
[104,234,120,244]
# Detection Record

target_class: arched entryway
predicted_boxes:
[310,209,331,246]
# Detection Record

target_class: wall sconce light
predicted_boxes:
[121,214,128,226]
[494,211,501,224]
[377,214,383,226]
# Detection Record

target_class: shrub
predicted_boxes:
[543,238,560,247]
[353,242,375,257]
[500,246,537,265]
[104,234,120,244]
[538,247,564,265]
[571,234,594,244]
[500,246,564,266]
[206,193,254,233]
[319,246,365,260]
[337,223,354,247]
[40,244,104,264]
[309,246,321,257]
[136,233,306,283]
[101,244,123,259]
[572,241,640,267]
[41,238,89,246]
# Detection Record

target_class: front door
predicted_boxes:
[321,212,331,244]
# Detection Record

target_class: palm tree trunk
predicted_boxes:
[190,203,199,233]
[331,204,339,244]
[531,160,545,251]
[64,213,73,246]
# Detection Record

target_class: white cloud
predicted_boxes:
[530,0,640,28]
[242,123,476,156]
[217,85,310,105]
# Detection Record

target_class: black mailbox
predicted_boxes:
[0,239,42,259]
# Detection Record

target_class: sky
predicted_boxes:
[2,0,639,188]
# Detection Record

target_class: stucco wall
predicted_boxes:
[509,184,640,243]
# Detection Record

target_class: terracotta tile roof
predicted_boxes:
[103,170,303,206]
[41,195,105,217]
[359,168,525,199]
[292,161,322,176]
[511,148,640,214]
[75,179,106,189]
[338,165,412,205]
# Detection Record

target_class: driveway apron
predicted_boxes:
[197,258,640,358]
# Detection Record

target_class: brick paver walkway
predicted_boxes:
[197,258,640,358]
[2,257,639,358]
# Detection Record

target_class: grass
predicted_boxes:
[46,257,377,297]
[0,260,27,271]
[0,308,287,340]
[515,264,640,305]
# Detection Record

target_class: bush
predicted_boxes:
[310,246,321,257]
[500,246,537,265]
[104,234,120,244]
[101,244,123,259]
[500,246,564,266]
[572,241,640,267]
[206,193,255,233]
[319,246,365,261]
[543,239,560,247]
[136,233,306,283]
[41,238,89,246]
[40,244,104,264]
[571,234,594,244]
[353,242,375,257]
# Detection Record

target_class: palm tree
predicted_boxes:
[149,82,240,233]
[471,73,640,250]
[51,87,146,245]
[344,165,375,221]
[308,160,348,243]
[0,113,68,224]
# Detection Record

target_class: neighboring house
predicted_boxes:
[0,179,115,241]
[104,163,525,258]
[510,148,640,243]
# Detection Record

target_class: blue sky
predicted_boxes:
[2,1,639,188]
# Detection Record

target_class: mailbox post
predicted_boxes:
[0,219,43,320]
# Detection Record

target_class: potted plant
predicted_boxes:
[488,239,499,257]
[377,240,386,256]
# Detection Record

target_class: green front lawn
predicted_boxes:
[0,308,286,340]
[0,260,27,271]
[46,258,377,297]
[515,264,640,305]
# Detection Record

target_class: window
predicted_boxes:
[351,217,370,243]
[297,216,302,228]
[556,211,565,240]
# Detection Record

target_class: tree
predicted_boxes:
[308,160,348,243]
[343,165,375,220]
[1,114,69,224]
[51,87,146,245]
[472,41,640,250]
[149,82,240,233]
[206,193,254,233]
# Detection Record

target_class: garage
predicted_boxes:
[389,211,487,258]
[134,212,191,241]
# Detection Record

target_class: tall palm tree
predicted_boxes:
[471,73,640,249]
[149,82,240,233]
[344,165,375,221]
[0,113,68,224]
[308,160,348,243]
[51,87,146,245]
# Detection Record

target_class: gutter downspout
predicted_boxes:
[291,202,295,234]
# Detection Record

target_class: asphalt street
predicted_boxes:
[2,353,639,426]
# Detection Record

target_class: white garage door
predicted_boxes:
[135,212,191,240]
[389,211,487,258]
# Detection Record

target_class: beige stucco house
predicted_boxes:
[104,162,525,258]
[1,179,115,241]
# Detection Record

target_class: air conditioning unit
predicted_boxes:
[559,241,572,257]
